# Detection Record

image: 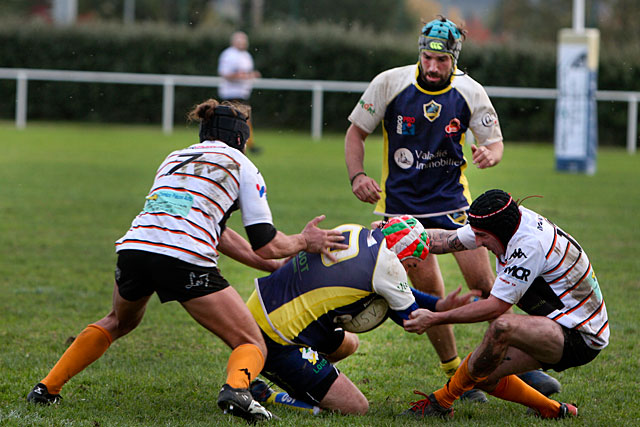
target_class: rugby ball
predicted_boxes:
[335,296,390,333]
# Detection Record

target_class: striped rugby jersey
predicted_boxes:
[458,207,609,350]
[348,63,502,217]
[115,140,273,267]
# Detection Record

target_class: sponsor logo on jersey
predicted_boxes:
[359,99,375,115]
[445,118,461,135]
[498,276,517,286]
[423,100,442,122]
[509,248,528,260]
[503,265,531,281]
[481,112,497,127]
[396,115,416,135]
[396,281,410,292]
[256,184,266,198]
[394,148,414,169]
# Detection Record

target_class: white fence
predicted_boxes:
[0,67,637,154]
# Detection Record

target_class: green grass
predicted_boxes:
[1,121,639,426]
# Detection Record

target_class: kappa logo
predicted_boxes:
[503,265,531,281]
[256,184,266,198]
[509,248,528,260]
[423,100,442,122]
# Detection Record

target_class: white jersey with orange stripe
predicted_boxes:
[115,140,273,267]
[457,207,609,350]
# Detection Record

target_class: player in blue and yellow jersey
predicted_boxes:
[345,16,507,391]
[246,216,480,415]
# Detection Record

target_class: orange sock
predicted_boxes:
[489,375,561,418]
[225,344,265,389]
[41,324,113,394]
[433,354,487,408]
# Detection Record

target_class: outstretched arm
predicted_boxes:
[403,295,511,334]
[254,215,348,262]
[218,227,284,272]
[427,229,469,254]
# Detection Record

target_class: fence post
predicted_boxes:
[627,95,638,154]
[162,77,175,134]
[311,84,323,140]
[16,71,28,129]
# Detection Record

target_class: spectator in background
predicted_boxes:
[218,31,262,154]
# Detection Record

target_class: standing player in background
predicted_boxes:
[218,31,262,154]
[26,99,347,423]
[345,16,512,395]
[401,189,608,419]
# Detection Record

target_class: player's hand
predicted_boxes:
[351,174,381,204]
[403,309,438,334]
[302,215,348,262]
[370,220,384,229]
[471,144,497,169]
[435,286,482,312]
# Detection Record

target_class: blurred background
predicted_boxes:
[0,0,638,146]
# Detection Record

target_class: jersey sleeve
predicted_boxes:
[238,159,274,227]
[348,66,414,135]
[461,78,503,146]
[371,245,415,311]
[456,225,478,249]
[491,239,546,304]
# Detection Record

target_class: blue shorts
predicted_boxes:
[260,333,339,405]
[415,210,469,230]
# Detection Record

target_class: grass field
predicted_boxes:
[1,121,639,426]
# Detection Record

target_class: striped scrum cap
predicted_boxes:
[382,215,430,261]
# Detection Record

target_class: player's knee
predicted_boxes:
[340,395,369,415]
[487,315,514,343]
[100,311,141,339]
[354,397,369,415]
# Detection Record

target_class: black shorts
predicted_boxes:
[260,333,339,405]
[115,250,229,303]
[540,326,601,372]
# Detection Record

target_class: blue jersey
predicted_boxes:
[246,224,416,354]
[349,64,502,217]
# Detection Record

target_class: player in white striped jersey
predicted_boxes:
[401,189,607,419]
[26,99,347,423]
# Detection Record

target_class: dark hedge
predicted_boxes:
[1,20,638,145]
